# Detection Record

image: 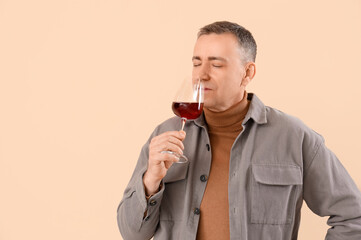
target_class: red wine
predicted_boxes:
[172,102,204,120]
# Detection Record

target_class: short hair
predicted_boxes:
[198,21,257,63]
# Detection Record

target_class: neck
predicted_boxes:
[204,91,249,129]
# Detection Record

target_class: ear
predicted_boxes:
[241,62,256,87]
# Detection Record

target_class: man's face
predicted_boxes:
[192,33,246,112]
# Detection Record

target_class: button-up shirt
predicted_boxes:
[117,93,361,240]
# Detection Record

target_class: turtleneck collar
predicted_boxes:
[203,91,250,131]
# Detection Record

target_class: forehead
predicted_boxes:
[193,33,242,59]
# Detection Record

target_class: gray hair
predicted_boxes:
[198,21,257,63]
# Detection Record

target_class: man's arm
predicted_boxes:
[303,139,361,239]
[117,141,159,240]
[117,130,185,240]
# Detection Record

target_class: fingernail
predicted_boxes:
[180,131,185,138]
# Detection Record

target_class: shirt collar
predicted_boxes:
[194,92,267,128]
[243,93,267,125]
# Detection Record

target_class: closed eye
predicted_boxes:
[193,61,201,67]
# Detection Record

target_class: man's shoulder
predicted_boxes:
[265,106,305,128]
[249,93,311,132]
[264,105,324,142]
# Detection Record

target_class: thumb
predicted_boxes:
[179,130,186,140]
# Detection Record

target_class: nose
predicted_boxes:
[193,63,210,82]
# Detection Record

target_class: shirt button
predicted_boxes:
[149,200,157,206]
[206,144,210,151]
[200,175,208,182]
[193,208,201,215]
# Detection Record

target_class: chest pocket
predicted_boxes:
[251,164,302,225]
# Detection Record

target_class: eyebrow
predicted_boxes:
[192,56,227,62]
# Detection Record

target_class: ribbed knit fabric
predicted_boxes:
[196,92,250,240]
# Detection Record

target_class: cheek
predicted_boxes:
[224,78,243,96]
[230,72,244,87]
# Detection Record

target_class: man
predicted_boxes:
[117,21,361,239]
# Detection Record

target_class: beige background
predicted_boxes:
[0,0,360,239]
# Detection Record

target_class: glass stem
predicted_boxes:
[181,118,186,131]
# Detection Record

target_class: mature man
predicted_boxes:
[117,21,361,239]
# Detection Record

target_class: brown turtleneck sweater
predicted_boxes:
[196,92,250,240]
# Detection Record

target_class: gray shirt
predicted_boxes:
[117,93,361,240]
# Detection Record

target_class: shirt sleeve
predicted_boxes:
[116,129,165,240]
[303,139,361,239]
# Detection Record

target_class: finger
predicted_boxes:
[167,136,185,150]
[150,141,183,157]
[156,151,180,164]
[164,159,174,169]
[161,141,184,156]
[158,135,184,152]
[179,130,186,140]
[161,131,186,141]
[151,135,185,152]
[152,131,186,145]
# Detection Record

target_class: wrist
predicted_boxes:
[143,172,162,195]
[145,182,163,201]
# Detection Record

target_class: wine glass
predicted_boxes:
[162,77,204,163]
